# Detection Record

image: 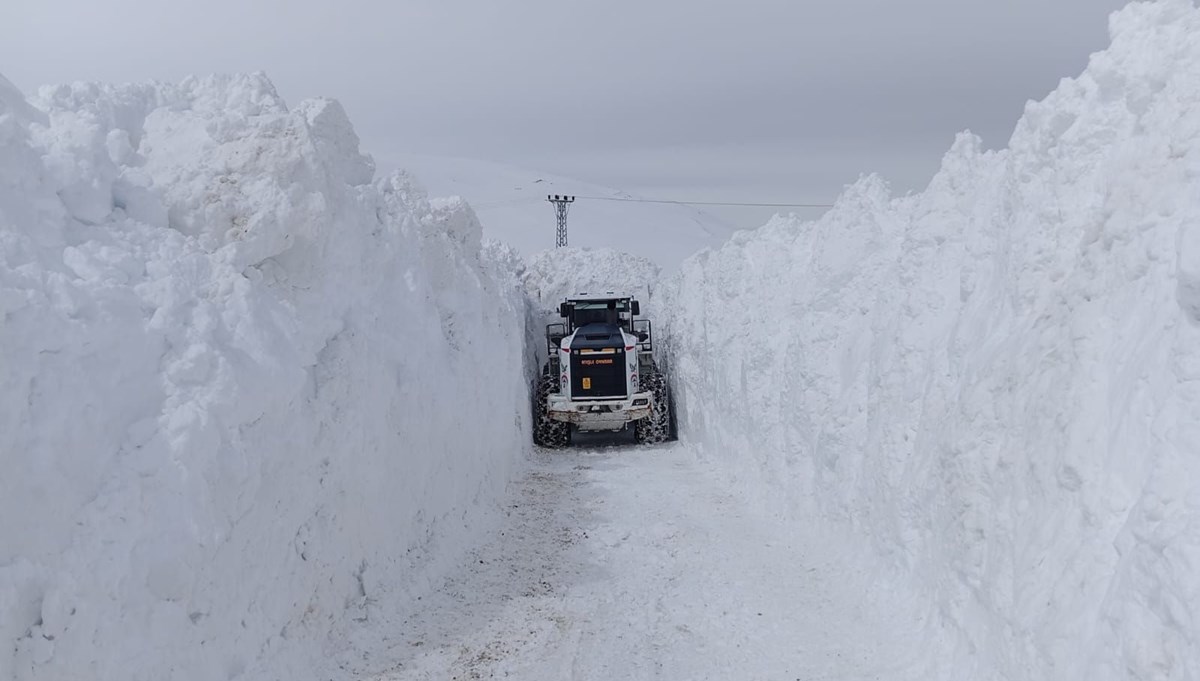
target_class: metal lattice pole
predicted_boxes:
[547,194,575,248]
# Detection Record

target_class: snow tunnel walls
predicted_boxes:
[662,3,1200,679]
[0,74,530,680]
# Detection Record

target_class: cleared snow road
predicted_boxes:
[344,443,938,680]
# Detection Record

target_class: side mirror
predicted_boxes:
[559,302,570,318]
[631,300,641,316]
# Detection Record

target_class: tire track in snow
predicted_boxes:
[347,443,937,680]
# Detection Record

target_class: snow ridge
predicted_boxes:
[664,3,1200,679]
[1,73,529,680]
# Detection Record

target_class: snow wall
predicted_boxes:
[522,247,661,316]
[664,3,1200,679]
[0,74,530,680]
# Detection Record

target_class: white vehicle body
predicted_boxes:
[547,327,653,430]
[544,294,656,432]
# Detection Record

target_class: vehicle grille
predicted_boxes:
[570,348,626,399]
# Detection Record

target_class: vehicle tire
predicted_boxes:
[533,366,571,448]
[634,371,670,444]
[666,380,679,441]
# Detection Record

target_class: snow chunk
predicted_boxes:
[297,98,375,186]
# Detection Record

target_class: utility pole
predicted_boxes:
[547,194,575,248]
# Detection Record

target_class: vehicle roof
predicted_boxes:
[566,292,633,302]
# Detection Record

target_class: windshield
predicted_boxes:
[571,300,628,327]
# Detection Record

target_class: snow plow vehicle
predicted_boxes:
[533,293,672,447]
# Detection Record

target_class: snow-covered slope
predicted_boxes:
[664,3,1200,679]
[0,74,529,681]
[386,154,733,269]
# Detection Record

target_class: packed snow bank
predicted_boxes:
[0,73,529,681]
[522,247,660,315]
[665,3,1200,679]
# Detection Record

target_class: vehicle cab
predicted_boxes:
[544,293,655,431]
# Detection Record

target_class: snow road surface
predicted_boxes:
[342,444,940,681]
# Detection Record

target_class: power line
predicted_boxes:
[574,195,834,209]
[470,194,835,210]
[472,197,543,209]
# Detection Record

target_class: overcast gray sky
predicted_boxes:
[2,0,1129,227]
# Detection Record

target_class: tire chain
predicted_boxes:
[634,371,671,444]
[532,366,571,448]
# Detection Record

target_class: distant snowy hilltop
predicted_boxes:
[383,153,734,268]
